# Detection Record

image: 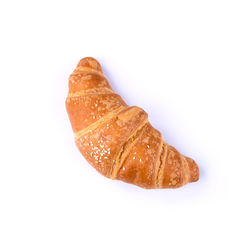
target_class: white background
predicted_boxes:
[0,0,250,249]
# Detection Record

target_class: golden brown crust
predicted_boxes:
[111,119,149,179]
[156,143,168,188]
[66,57,199,188]
[116,123,163,188]
[75,106,147,177]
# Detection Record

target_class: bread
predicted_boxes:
[66,57,199,188]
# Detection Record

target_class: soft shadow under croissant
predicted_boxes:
[66,57,199,189]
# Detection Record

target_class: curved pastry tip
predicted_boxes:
[77,57,101,70]
[186,157,199,182]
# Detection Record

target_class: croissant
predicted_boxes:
[66,57,199,189]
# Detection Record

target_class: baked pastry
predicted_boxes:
[66,57,199,188]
